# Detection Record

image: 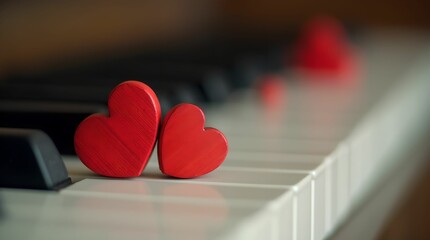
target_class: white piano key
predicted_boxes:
[221,207,279,240]
[63,178,287,205]
[65,147,325,240]
[270,191,295,240]
[0,189,271,240]
[348,131,364,198]
[208,112,349,140]
[324,156,334,234]
[220,151,328,240]
[143,163,308,240]
[328,153,338,228]
[348,112,377,200]
[221,158,323,171]
[65,160,307,238]
[218,123,345,141]
[227,137,336,155]
[216,151,324,170]
[219,150,328,240]
[64,179,294,240]
[312,163,327,240]
[294,175,313,240]
[359,120,374,193]
[335,143,350,221]
[65,157,310,189]
[225,151,323,162]
[142,164,308,189]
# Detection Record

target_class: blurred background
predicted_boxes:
[1,0,430,239]
[1,0,430,77]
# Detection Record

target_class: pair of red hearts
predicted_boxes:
[74,81,228,179]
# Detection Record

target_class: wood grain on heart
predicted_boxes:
[158,103,228,178]
[74,81,161,177]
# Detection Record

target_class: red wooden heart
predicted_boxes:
[158,103,228,178]
[292,16,358,82]
[74,81,161,177]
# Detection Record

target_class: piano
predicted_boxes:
[1,28,430,240]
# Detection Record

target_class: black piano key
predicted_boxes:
[0,128,71,190]
[168,84,203,105]
[0,42,285,156]
[95,63,233,103]
[198,70,231,103]
[229,57,264,89]
[156,90,174,117]
[0,82,112,103]
[2,41,279,105]
[0,101,107,154]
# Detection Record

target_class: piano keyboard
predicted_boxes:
[1,32,430,240]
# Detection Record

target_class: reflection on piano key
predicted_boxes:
[64,178,287,205]
[0,190,267,240]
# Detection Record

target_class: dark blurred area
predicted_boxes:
[1,0,430,77]
[1,1,430,237]
[1,2,429,153]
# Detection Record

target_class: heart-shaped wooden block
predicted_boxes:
[293,16,358,81]
[74,81,161,177]
[158,104,228,178]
